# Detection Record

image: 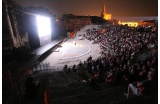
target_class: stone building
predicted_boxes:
[61,14,92,31]
[101,4,112,20]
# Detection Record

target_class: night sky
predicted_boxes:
[14,0,158,18]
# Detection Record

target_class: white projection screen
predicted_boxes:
[36,15,52,46]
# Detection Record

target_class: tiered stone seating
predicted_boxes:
[110,93,158,104]
[26,70,157,104]
[50,86,126,104]
[80,25,99,32]
[48,72,157,104]
[47,72,126,104]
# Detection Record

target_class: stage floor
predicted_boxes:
[31,38,63,55]
[37,25,101,71]
[41,38,101,70]
[60,40,91,59]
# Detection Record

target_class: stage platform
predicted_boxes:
[31,38,64,55]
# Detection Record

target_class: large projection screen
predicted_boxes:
[36,15,52,46]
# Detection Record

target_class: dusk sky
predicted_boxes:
[14,0,158,18]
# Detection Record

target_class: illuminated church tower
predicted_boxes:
[101,4,112,20]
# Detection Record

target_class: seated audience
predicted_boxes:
[124,71,154,98]
[106,70,116,85]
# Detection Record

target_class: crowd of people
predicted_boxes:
[63,24,158,98]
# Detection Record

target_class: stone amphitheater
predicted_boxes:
[23,25,158,104]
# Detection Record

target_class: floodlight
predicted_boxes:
[36,15,51,37]
[36,15,52,46]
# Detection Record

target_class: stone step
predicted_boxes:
[50,86,126,104]
[49,85,93,99]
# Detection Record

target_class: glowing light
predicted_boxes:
[56,19,59,22]
[102,4,112,20]
[118,21,138,27]
[36,15,51,37]
[36,15,52,46]
[103,14,112,20]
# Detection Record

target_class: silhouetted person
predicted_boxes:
[25,76,40,99]
[63,64,68,73]
[72,64,77,72]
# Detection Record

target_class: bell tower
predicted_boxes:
[101,4,106,18]
[103,4,106,14]
[101,4,112,20]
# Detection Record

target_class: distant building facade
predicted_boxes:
[101,4,112,20]
[116,17,157,27]
[138,20,156,27]
[118,20,157,27]
[118,21,138,27]
[61,14,91,31]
